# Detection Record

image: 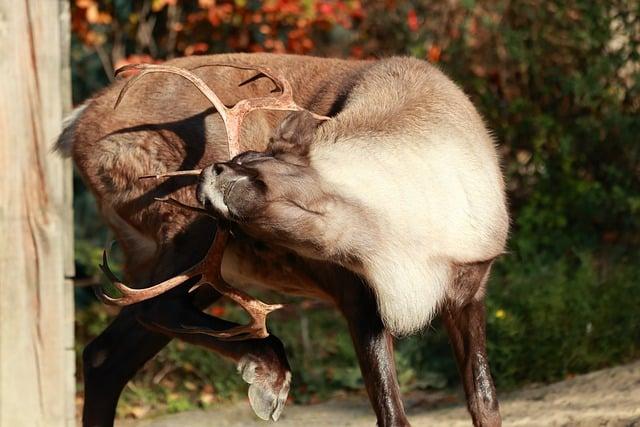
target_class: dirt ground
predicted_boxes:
[118,360,640,427]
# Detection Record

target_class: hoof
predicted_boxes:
[238,355,291,421]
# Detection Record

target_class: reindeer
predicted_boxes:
[57,53,508,427]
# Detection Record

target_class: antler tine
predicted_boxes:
[95,230,283,339]
[114,62,240,158]
[139,169,202,180]
[191,63,285,93]
[189,62,330,156]
[97,242,204,306]
[185,226,283,339]
[196,62,331,119]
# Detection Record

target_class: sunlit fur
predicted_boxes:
[306,59,508,334]
[58,53,508,337]
[198,57,509,335]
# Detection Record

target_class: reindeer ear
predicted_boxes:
[270,111,323,157]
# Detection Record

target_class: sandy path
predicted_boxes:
[118,361,640,426]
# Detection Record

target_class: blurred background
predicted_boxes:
[69,0,640,420]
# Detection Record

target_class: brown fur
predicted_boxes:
[62,53,504,426]
[192,56,508,337]
[64,53,370,286]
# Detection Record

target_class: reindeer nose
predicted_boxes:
[196,163,240,213]
[213,162,233,176]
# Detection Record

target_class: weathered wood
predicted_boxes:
[0,1,74,426]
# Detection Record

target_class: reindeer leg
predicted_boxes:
[334,284,410,427]
[82,305,171,427]
[83,283,290,426]
[82,285,222,427]
[442,298,501,427]
[137,293,291,422]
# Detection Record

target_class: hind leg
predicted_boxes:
[82,286,290,426]
[442,295,501,426]
[81,284,221,427]
[332,280,410,427]
[82,305,171,427]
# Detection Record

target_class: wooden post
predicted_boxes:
[0,1,74,426]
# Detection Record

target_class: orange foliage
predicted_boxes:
[71,0,366,68]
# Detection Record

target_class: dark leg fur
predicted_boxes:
[442,262,501,426]
[335,284,410,427]
[82,306,171,427]
[82,286,290,426]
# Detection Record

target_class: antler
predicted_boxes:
[95,230,282,340]
[139,170,202,180]
[114,62,329,156]
[94,62,328,340]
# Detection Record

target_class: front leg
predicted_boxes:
[442,298,501,427]
[334,284,410,427]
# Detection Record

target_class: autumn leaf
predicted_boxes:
[407,9,419,32]
[428,45,441,63]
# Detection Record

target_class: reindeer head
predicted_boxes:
[196,111,337,255]
[197,111,320,215]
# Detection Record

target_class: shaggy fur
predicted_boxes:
[59,53,508,336]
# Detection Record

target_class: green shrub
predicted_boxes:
[487,253,640,387]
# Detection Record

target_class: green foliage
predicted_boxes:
[71,0,640,418]
[485,254,640,388]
